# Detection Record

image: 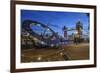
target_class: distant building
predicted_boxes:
[62,26,68,40]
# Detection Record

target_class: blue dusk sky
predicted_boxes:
[21,10,89,36]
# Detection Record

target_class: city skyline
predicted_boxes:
[21,10,89,36]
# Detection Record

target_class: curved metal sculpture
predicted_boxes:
[21,20,60,48]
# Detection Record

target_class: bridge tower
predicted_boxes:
[62,26,68,40]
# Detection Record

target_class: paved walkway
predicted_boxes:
[21,43,89,62]
[62,43,89,60]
